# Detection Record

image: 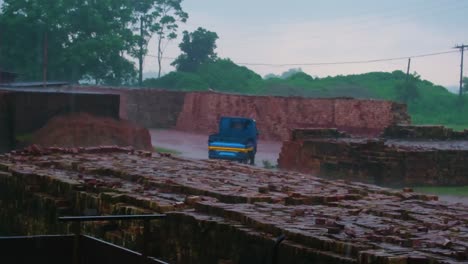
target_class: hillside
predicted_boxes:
[143,59,468,130]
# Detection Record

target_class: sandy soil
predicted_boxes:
[150,129,282,167]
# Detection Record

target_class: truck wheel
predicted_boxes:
[249,153,255,165]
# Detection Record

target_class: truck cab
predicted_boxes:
[208,117,258,165]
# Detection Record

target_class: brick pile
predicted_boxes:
[278,127,468,186]
[1,146,467,263]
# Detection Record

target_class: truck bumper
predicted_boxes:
[208,150,250,161]
[208,143,253,161]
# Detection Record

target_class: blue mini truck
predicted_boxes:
[208,116,258,165]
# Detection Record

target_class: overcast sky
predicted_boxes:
[144,0,468,89]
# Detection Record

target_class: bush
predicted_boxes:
[143,72,209,91]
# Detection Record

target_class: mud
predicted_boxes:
[150,129,282,167]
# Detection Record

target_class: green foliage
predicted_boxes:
[0,0,140,85]
[143,71,209,91]
[15,133,33,143]
[0,0,188,85]
[414,186,468,197]
[262,160,277,170]
[196,59,263,93]
[172,27,219,72]
[153,146,182,155]
[265,68,305,79]
[138,0,188,78]
[395,74,420,103]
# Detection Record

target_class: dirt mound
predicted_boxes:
[32,113,152,151]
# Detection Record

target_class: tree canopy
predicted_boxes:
[171,27,219,72]
[134,0,188,83]
[395,74,420,103]
[0,0,187,85]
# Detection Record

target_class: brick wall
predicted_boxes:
[176,92,410,141]
[69,87,187,129]
[125,89,186,128]
[67,87,410,141]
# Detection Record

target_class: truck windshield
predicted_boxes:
[230,121,247,130]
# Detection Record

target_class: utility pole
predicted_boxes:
[406,57,411,80]
[454,44,466,97]
[139,16,144,87]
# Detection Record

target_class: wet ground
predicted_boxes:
[150,129,282,167]
[341,138,468,150]
[437,195,468,204]
[150,129,468,204]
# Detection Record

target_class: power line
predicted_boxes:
[234,50,458,67]
[145,49,459,67]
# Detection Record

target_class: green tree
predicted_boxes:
[134,0,188,84]
[66,0,139,85]
[151,0,188,78]
[197,59,262,92]
[171,27,219,72]
[280,68,304,79]
[395,73,420,103]
[0,0,139,85]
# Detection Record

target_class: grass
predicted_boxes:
[262,160,277,169]
[15,133,33,143]
[414,186,468,197]
[153,146,182,155]
[444,124,468,131]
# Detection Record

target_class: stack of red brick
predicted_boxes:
[1,147,466,263]
[278,126,468,186]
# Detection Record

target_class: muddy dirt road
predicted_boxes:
[150,129,282,167]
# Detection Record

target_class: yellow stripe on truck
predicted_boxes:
[208,146,254,153]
